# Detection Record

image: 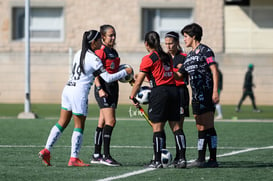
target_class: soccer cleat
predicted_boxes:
[253,109,261,113]
[90,154,103,164]
[235,107,240,112]
[205,160,219,168]
[146,160,163,168]
[173,158,187,168]
[68,157,90,167]
[187,160,205,168]
[101,155,122,166]
[215,115,223,120]
[38,148,51,166]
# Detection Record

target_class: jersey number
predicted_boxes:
[71,63,82,80]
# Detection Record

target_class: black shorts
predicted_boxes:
[148,85,180,123]
[191,91,215,115]
[178,85,190,117]
[94,81,119,109]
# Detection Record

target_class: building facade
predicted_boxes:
[0,0,272,105]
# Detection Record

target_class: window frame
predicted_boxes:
[10,2,65,42]
[139,2,194,42]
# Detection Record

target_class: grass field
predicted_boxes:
[0,104,272,181]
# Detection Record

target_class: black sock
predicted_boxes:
[206,127,217,161]
[174,129,186,160]
[153,131,165,162]
[103,125,113,157]
[94,127,103,154]
[162,129,166,149]
[197,130,207,162]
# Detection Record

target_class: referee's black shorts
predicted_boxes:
[94,81,119,109]
[148,85,180,123]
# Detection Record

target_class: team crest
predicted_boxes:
[163,64,171,71]
[110,62,115,70]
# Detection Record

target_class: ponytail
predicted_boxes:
[79,30,101,74]
[145,31,171,65]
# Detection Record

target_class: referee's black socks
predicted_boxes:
[103,125,113,157]
[174,129,186,160]
[153,131,165,162]
[94,127,103,155]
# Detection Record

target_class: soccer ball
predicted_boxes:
[135,86,151,104]
[118,64,134,83]
[161,149,172,168]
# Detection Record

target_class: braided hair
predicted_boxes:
[79,30,101,74]
[144,31,171,65]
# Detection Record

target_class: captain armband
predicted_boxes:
[93,67,106,77]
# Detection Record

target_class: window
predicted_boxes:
[225,0,250,6]
[141,8,193,40]
[12,7,64,41]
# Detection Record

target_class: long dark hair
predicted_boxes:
[100,24,116,47]
[79,30,101,74]
[144,31,171,65]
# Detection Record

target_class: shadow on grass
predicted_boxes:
[219,161,273,168]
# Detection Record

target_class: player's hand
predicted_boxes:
[99,89,108,98]
[129,79,135,86]
[129,96,140,108]
[125,67,133,74]
[212,91,219,104]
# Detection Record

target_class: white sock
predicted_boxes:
[216,104,222,117]
[45,125,62,152]
[71,129,83,158]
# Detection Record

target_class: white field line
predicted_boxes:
[96,145,273,181]
[0,144,272,181]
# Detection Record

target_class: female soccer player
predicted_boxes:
[178,23,219,168]
[90,25,123,166]
[164,31,189,167]
[130,31,186,168]
[38,30,132,167]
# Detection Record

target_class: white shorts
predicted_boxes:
[61,85,89,116]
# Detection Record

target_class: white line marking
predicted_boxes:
[96,168,156,181]
[216,145,273,158]
[96,145,273,181]
[0,144,272,180]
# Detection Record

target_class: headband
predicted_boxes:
[87,31,100,43]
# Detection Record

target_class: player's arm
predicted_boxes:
[94,77,107,97]
[100,68,132,83]
[174,68,184,80]
[92,53,133,82]
[130,71,146,105]
[210,63,219,104]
